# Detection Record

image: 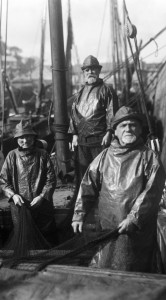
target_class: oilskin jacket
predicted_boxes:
[0,147,56,232]
[72,138,166,272]
[68,79,119,138]
[0,147,56,202]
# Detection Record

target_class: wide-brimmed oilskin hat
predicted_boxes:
[111,106,145,129]
[81,55,102,70]
[14,119,37,138]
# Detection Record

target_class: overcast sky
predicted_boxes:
[1,0,166,66]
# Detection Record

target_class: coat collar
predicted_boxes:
[110,137,145,155]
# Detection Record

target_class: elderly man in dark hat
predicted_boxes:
[68,55,119,194]
[72,106,165,273]
[0,120,56,244]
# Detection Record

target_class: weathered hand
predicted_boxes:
[30,196,43,207]
[72,221,83,233]
[101,131,112,147]
[71,135,78,151]
[118,218,137,234]
[13,194,24,206]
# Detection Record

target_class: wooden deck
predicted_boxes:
[1,191,166,299]
[0,264,166,299]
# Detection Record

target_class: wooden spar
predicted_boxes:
[48,0,70,176]
[36,4,47,113]
[0,56,5,152]
[114,0,122,91]
[1,0,18,115]
[116,4,124,87]
[108,0,123,91]
[110,0,117,90]
[123,0,129,103]
[66,0,73,98]
[103,24,166,84]
[0,1,5,152]
[39,7,46,94]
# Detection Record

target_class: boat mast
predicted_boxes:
[48,0,70,176]
[123,0,129,103]
[114,0,123,91]
[110,0,117,90]
[66,0,73,98]
[36,4,47,114]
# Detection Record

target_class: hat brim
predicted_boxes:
[81,65,102,70]
[112,114,146,130]
[14,130,37,138]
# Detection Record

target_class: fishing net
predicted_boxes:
[0,203,119,272]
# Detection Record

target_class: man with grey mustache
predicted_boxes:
[68,55,119,193]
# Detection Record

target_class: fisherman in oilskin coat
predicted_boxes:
[0,120,56,244]
[72,106,166,272]
[68,55,119,190]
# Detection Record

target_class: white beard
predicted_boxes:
[121,135,137,145]
[86,76,97,84]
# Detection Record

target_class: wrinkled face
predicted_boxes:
[17,134,35,149]
[83,67,100,84]
[114,119,142,146]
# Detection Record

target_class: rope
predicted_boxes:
[96,0,108,57]
[140,26,166,52]
[124,2,153,134]
[124,0,162,153]
[143,44,166,61]
[151,39,159,57]
[128,37,152,131]
[103,44,166,82]
[51,66,68,72]
[54,123,69,134]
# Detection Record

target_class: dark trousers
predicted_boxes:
[78,144,103,182]
[73,136,104,199]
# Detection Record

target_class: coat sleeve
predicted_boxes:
[72,150,107,222]
[68,94,80,135]
[127,150,166,229]
[0,152,16,199]
[105,85,119,132]
[39,153,57,201]
[68,110,78,135]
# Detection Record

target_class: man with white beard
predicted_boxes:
[72,106,166,272]
[68,55,119,190]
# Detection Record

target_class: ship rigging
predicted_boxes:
[0,1,166,298]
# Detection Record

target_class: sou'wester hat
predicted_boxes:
[81,55,102,70]
[14,119,37,138]
[111,106,145,130]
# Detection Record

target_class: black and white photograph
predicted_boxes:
[0,0,166,299]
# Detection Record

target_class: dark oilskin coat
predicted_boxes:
[0,147,56,233]
[69,79,119,138]
[72,138,166,272]
[68,79,119,186]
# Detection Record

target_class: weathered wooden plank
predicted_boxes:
[1,265,166,300]
[43,264,166,282]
